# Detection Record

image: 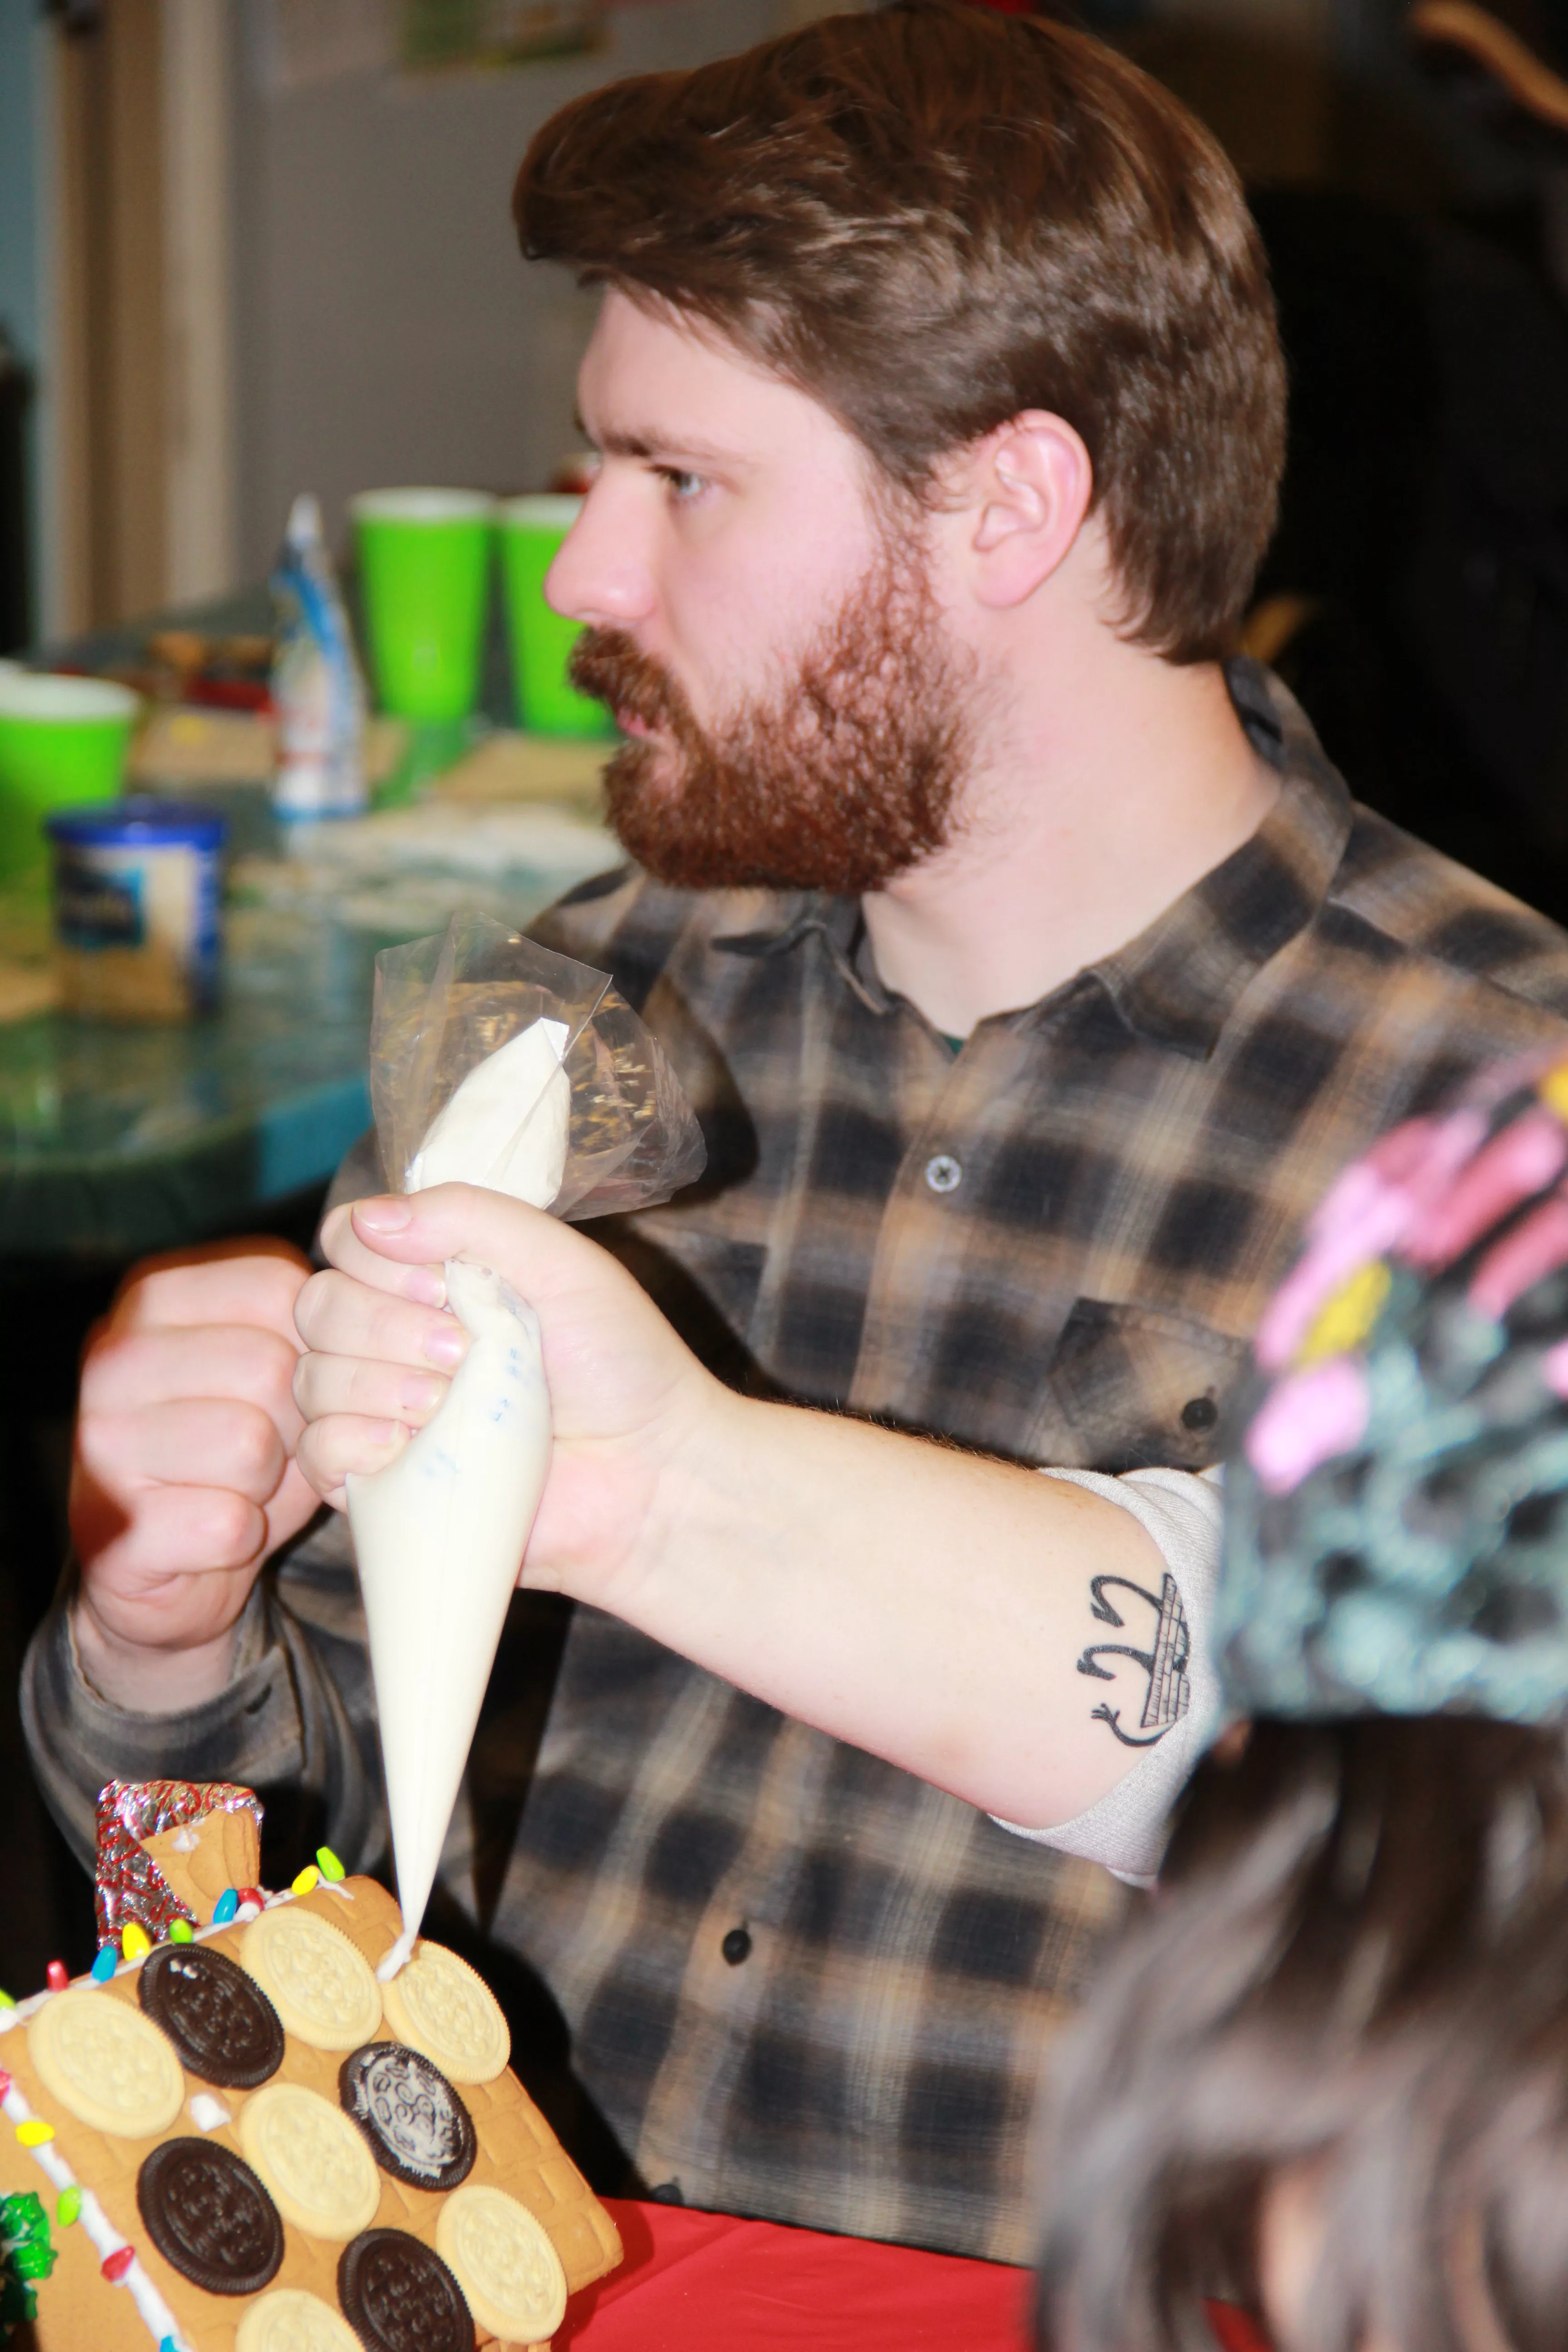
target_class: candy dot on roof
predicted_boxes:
[101,2246,134,2283]
[45,1960,67,1991]
[58,2186,81,2226]
[169,1918,193,1944]
[122,1922,152,1962]
[316,1847,345,1882]
[212,1889,239,1926]
[90,1947,117,1984]
[18,2120,54,2146]
[291,1865,319,1896]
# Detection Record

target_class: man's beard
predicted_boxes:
[569,550,975,895]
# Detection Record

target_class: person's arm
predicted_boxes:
[294,1185,1213,1832]
[22,1514,386,1877]
[68,1240,323,1709]
[22,1239,383,1873]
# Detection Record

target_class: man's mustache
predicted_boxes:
[569,628,693,735]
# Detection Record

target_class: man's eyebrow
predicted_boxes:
[574,411,741,469]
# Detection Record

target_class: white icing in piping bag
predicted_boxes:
[348,1016,569,1964]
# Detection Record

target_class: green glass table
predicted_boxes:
[0,594,615,1260]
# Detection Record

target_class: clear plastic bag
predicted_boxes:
[368,910,705,1218]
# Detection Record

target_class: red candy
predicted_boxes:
[45,1961,68,1991]
[0,2068,12,2098]
[101,2246,134,2283]
[237,1887,265,1912]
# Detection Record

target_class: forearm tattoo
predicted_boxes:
[1076,1574,1192,1746]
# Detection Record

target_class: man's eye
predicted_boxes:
[661,470,706,502]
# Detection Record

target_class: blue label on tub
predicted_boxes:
[55,851,144,949]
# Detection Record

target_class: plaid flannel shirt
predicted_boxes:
[28,664,1568,2263]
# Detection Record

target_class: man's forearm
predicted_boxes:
[24,1532,387,1880]
[592,1389,1192,1828]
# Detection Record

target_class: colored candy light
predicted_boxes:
[100,2245,134,2283]
[212,1889,239,1926]
[237,1886,265,1911]
[44,1961,67,1991]
[57,2186,81,2227]
[0,1989,14,2011]
[168,1919,193,1944]
[121,1922,151,1962]
[316,1846,345,1882]
[17,2121,54,2147]
[90,1947,117,1984]
[291,1865,319,1896]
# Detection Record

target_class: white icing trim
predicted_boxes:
[186,2095,230,2133]
[1,2081,192,2351]
[376,1930,416,1984]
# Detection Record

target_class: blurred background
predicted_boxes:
[4,0,1567,877]
[1,0,1567,1987]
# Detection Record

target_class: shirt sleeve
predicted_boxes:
[990,1465,1225,1888]
[20,1510,387,1882]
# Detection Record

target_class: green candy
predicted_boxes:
[315,1846,346,1883]
[0,2190,55,2291]
[56,2188,80,2229]
[168,1920,194,1945]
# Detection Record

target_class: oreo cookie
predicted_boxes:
[136,2137,284,2297]
[339,2043,476,2192]
[337,2228,471,2352]
[139,1941,285,2089]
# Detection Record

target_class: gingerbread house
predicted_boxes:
[0,1788,621,2352]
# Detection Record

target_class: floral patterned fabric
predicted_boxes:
[1222,1054,1568,1722]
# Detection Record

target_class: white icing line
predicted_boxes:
[376,1929,416,1984]
[186,2094,230,2132]
[3,2078,194,2350]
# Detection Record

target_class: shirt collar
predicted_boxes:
[1084,662,1353,1060]
[712,662,1353,1058]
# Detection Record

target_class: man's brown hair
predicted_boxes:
[514,0,1284,665]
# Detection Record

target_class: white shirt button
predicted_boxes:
[925,1153,962,1195]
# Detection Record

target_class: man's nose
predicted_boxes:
[545,479,655,628]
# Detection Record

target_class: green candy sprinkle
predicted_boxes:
[168,1920,194,1944]
[315,1847,345,1883]
[0,1990,14,2012]
[56,2188,80,2229]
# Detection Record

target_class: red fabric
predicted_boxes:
[559,2201,1034,2350]
[559,2201,1272,2352]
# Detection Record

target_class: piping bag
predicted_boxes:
[348,912,705,1976]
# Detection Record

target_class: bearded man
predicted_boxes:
[30,1,1568,2264]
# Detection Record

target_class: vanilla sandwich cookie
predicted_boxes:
[27,1987,185,2138]
[239,2080,382,2242]
[380,1940,510,2083]
[436,2180,568,2343]
[240,1907,383,2053]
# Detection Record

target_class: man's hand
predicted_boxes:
[72,1241,320,1702]
[294,1187,1184,1828]
[294,1188,718,1608]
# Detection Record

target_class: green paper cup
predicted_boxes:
[499,495,617,740]
[351,488,496,723]
[0,671,140,887]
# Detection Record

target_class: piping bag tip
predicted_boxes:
[377,1926,418,1984]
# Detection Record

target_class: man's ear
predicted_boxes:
[963,412,1094,611]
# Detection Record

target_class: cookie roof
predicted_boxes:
[0,1878,620,2352]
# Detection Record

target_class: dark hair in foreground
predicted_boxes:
[514,0,1284,663]
[1035,1715,1568,2352]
